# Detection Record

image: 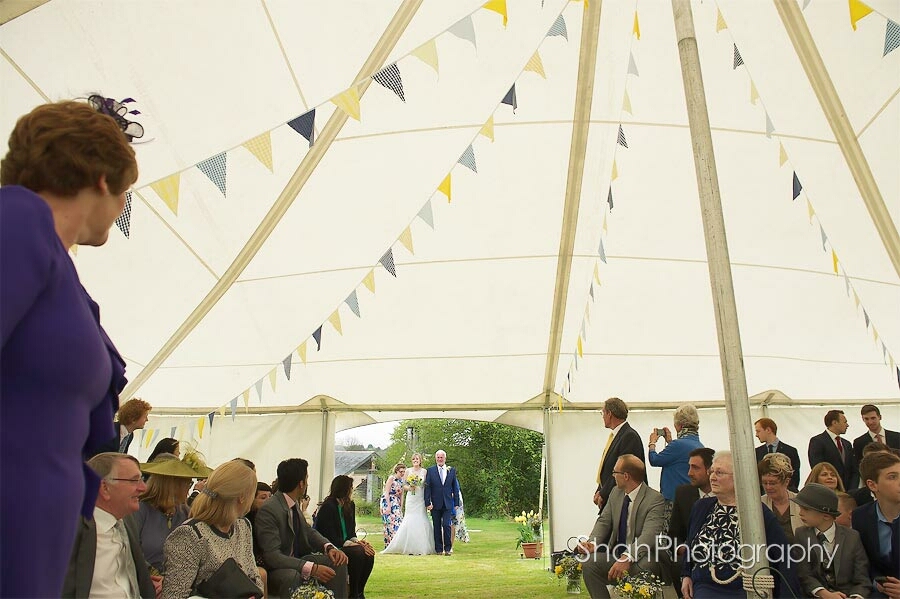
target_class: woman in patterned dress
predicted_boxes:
[381,462,407,547]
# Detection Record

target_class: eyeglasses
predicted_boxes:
[108,477,143,485]
[611,470,626,476]
[708,469,733,477]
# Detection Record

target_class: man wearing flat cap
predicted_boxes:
[792,483,870,599]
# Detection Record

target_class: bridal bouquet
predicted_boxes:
[613,571,663,599]
[406,472,423,494]
[290,580,334,599]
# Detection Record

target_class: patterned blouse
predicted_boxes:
[161,518,263,599]
[693,502,741,574]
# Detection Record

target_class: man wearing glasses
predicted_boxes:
[63,453,158,598]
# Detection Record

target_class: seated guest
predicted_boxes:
[669,447,715,554]
[648,404,704,508]
[809,410,858,491]
[576,455,669,599]
[255,458,349,599]
[759,453,803,542]
[806,462,846,493]
[852,451,900,598]
[754,418,802,491]
[314,475,376,599]
[851,441,893,509]
[148,438,180,462]
[793,483,869,599]
[63,453,158,598]
[162,460,263,599]
[852,404,900,462]
[681,451,799,599]
[247,482,272,562]
[835,492,857,527]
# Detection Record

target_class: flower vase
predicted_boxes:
[566,574,582,594]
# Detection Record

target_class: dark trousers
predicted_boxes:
[343,544,374,598]
[431,506,453,553]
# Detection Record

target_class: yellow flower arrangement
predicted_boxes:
[613,571,662,599]
[290,581,335,599]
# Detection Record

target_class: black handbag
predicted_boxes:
[195,557,263,599]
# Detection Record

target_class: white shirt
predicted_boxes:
[610,421,626,438]
[869,428,886,441]
[698,489,714,499]
[90,507,137,599]
[439,465,447,483]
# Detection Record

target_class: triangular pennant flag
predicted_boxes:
[197,417,206,439]
[611,159,618,181]
[622,89,633,115]
[849,0,873,30]
[598,238,607,263]
[792,172,803,200]
[448,15,477,48]
[819,224,828,250]
[150,173,181,215]
[896,366,900,390]
[243,132,274,172]
[254,377,264,400]
[417,201,435,229]
[607,188,614,210]
[733,44,744,69]
[115,191,133,238]
[230,398,238,421]
[331,87,361,121]
[873,326,879,342]
[577,336,584,358]
[379,249,397,277]
[882,342,887,362]
[765,112,775,138]
[574,351,579,371]
[602,213,608,233]
[864,309,871,327]
[363,270,376,293]
[208,412,215,427]
[581,319,587,341]
[593,262,601,284]
[458,145,477,172]
[197,153,227,196]
[525,51,546,78]
[548,15,568,40]
[438,174,452,202]
[170,426,177,439]
[501,85,517,112]
[589,283,595,301]
[219,405,227,419]
[328,310,342,335]
[283,354,293,380]
[716,8,728,31]
[268,367,277,391]
[885,19,900,56]
[627,52,639,76]
[853,289,860,308]
[297,341,308,364]
[345,290,361,317]
[779,143,788,166]
[843,271,851,296]
[483,0,508,26]
[313,326,323,351]
[288,109,316,147]
[807,199,816,223]
[373,63,406,102]
[617,125,628,148]
[480,116,495,141]
[750,80,759,105]
[398,226,414,254]
[242,389,250,412]
[70,245,78,256]
[633,12,641,39]
[584,302,591,324]
[412,39,439,73]
[832,249,839,274]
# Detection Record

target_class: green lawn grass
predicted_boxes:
[354,515,579,598]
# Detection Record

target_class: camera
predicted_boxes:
[654,428,665,437]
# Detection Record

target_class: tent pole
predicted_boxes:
[119,0,424,401]
[540,0,604,408]
[671,2,771,597]
[774,1,900,281]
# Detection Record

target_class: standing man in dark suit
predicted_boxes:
[593,397,645,514]
[424,449,460,556]
[755,417,802,491]
[852,451,900,598]
[255,458,349,599]
[809,409,859,491]
[63,452,158,598]
[853,404,900,463]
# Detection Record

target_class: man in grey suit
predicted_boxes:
[792,483,870,599]
[255,458,349,598]
[578,454,669,599]
[63,453,158,598]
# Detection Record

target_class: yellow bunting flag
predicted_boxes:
[331,87,361,121]
[328,310,343,335]
[144,429,153,448]
[873,326,879,342]
[437,174,452,203]
[219,405,227,418]
[832,249,839,274]
[150,173,181,215]
[584,302,591,324]
[243,132,274,172]
[853,289,860,308]
[268,367,277,391]
[602,213,608,233]
[483,0,508,26]
[297,341,308,365]
[197,417,206,439]
[242,389,250,413]
[70,245,78,256]
[593,262,601,285]
[480,116,495,141]
[750,80,759,105]
[622,89,633,115]
[611,159,618,181]
[849,0,873,30]
[779,143,788,167]
[716,8,728,32]
[633,12,641,39]
[525,51,546,78]
[891,354,896,371]
[399,226,414,254]
[363,269,376,293]
[807,199,815,223]
[412,39,439,74]
[577,336,584,357]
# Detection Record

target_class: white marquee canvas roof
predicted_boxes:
[2,0,898,426]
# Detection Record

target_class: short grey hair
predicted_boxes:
[87,452,140,479]
[674,404,700,429]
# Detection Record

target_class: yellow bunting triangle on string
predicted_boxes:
[331,87,361,121]
[480,116,495,141]
[577,336,584,358]
[750,80,759,105]
[716,8,728,32]
[584,302,591,324]
[873,326,879,342]
[611,159,618,181]
[144,429,154,448]
[602,213,608,233]
[832,249,839,274]
[412,39,439,74]
[219,405,227,418]
[398,226,414,254]
[268,367,277,391]
[70,245,78,256]
[242,389,250,413]
[807,199,815,223]
[633,12,641,39]
[242,132,274,172]
[197,417,206,439]
[297,341,308,364]
[593,262,601,285]
[890,354,896,372]
[849,0,873,30]
[622,89,633,115]
[853,289,860,308]
[363,270,376,293]
[150,173,181,215]
[524,51,546,79]
[328,309,343,335]
[483,0,508,26]
[437,174,452,203]
[778,143,788,167]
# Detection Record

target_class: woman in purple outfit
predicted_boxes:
[0,100,138,597]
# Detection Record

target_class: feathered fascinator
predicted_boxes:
[87,94,144,141]
[180,446,214,478]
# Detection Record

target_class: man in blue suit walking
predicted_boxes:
[424,449,460,555]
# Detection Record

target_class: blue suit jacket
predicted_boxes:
[851,501,899,581]
[424,465,458,511]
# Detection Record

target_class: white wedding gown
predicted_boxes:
[381,469,436,555]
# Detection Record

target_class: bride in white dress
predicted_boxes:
[382,453,436,555]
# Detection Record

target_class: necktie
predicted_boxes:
[114,520,140,596]
[596,433,614,484]
[615,495,631,557]
[767,444,775,454]
[886,519,899,569]
[876,433,885,445]
[118,432,132,453]
[835,436,843,456]
[815,531,836,587]
[292,506,303,558]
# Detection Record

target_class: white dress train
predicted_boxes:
[381,468,436,555]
